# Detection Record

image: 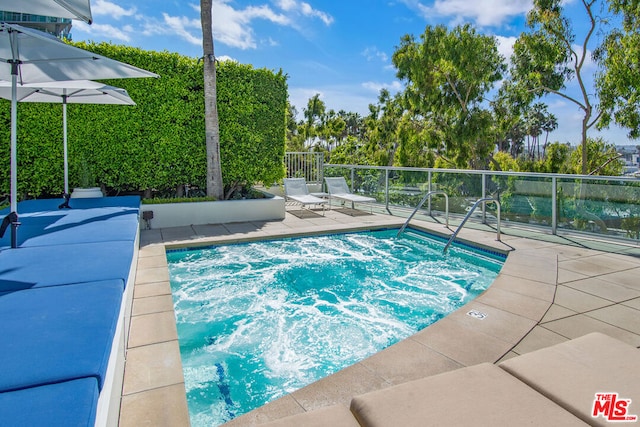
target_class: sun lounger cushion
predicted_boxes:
[258,405,361,427]
[499,332,640,427]
[6,217,139,248]
[0,280,122,392]
[0,242,133,292]
[0,378,99,427]
[5,195,140,213]
[0,199,139,249]
[350,363,587,427]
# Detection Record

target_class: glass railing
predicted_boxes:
[323,164,640,243]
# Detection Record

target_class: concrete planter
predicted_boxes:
[71,187,104,198]
[140,193,285,229]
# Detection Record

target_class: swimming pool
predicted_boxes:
[167,228,505,426]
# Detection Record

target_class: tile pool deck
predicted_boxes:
[120,205,640,426]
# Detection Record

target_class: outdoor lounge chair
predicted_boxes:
[283,178,327,215]
[324,176,376,213]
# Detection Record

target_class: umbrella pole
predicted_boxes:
[63,97,69,195]
[10,64,20,248]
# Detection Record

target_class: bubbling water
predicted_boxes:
[167,229,504,426]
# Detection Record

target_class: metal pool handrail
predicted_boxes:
[443,197,501,254]
[397,191,449,237]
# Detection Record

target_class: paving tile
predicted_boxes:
[553,285,613,313]
[136,266,170,285]
[223,395,305,427]
[585,304,640,335]
[119,383,190,427]
[137,254,168,269]
[160,226,196,242]
[134,281,172,298]
[290,362,389,411]
[128,311,179,348]
[540,304,577,323]
[559,254,639,276]
[562,276,640,302]
[359,338,463,385]
[411,317,514,366]
[509,326,568,355]
[475,286,552,321]
[623,297,640,310]
[490,273,556,302]
[541,313,640,347]
[132,294,175,316]
[138,242,166,257]
[122,340,185,395]
[445,301,538,344]
[557,267,589,284]
[599,267,640,291]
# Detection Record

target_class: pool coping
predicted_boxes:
[119,208,640,426]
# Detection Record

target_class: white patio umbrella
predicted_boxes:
[0,22,158,247]
[0,80,136,195]
[0,0,92,24]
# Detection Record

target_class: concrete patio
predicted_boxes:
[119,204,640,426]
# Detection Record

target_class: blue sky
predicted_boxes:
[70,0,634,146]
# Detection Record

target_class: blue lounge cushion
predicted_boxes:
[0,242,133,292]
[0,198,139,249]
[0,378,98,427]
[0,280,123,392]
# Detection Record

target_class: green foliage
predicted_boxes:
[569,137,624,176]
[142,196,217,204]
[0,43,287,200]
[392,24,506,169]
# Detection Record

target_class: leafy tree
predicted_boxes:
[392,24,506,169]
[596,1,640,138]
[364,89,404,166]
[302,94,325,148]
[509,0,602,174]
[201,0,224,199]
[570,137,623,176]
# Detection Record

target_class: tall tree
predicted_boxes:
[201,0,224,199]
[509,0,601,174]
[392,24,505,169]
[596,1,640,138]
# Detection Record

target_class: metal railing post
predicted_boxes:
[385,169,390,209]
[552,176,557,235]
[481,172,487,223]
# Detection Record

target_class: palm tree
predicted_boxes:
[201,0,224,199]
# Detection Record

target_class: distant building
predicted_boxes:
[616,145,640,175]
[0,11,72,39]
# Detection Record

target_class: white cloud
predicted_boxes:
[72,21,132,42]
[92,0,136,19]
[275,0,334,25]
[404,0,532,27]
[362,80,403,93]
[495,35,517,62]
[362,47,388,63]
[160,13,202,46]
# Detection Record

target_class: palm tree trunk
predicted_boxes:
[201,0,224,199]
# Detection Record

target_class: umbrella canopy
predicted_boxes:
[0,0,92,24]
[0,80,136,194]
[0,22,158,247]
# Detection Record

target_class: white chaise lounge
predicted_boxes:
[283,178,327,215]
[324,176,376,213]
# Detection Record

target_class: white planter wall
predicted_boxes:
[140,195,285,229]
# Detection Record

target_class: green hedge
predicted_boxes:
[0,43,287,200]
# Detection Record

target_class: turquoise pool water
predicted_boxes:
[167,229,505,426]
